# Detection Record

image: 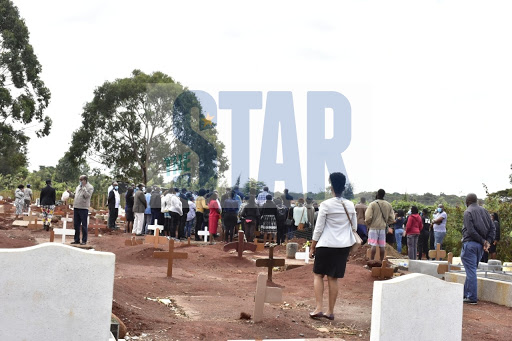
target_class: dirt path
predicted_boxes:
[0,214,510,341]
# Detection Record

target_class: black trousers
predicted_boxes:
[276,222,286,245]
[429,229,435,250]
[108,208,118,229]
[418,231,430,259]
[179,209,189,239]
[195,212,204,241]
[170,212,181,238]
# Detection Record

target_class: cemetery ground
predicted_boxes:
[0,215,511,341]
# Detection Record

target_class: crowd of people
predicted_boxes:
[108,184,320,246]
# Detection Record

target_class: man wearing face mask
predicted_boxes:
[67,175,94,245]
[107,182,120,229]
[432,204,448,250]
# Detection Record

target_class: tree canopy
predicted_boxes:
[0,0,52,175]
[66,70,227,186]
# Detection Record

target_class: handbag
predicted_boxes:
[297,207,306,231]
[341,200,361,253]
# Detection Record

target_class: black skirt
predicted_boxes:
[313,247,350,278]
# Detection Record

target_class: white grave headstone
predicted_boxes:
[0,243,115,341]
[295,246,311,264]
[370,273,463,341]
[198,225,209,243]
[53,215,75,243]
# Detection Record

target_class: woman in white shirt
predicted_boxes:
[309,172,356,321]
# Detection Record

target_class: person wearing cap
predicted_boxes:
[40,180,56,231]
[67,175,94,245]
[432,204,448,250]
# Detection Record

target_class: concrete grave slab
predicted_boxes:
[12,220,30,227]
[0,243,115,341]
[445,272,512,307]
[371,273,463,341]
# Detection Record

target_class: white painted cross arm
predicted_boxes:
[53,228,75,244]
[197,225,209,243]
[147,219,164,232]
[295,246,311,264]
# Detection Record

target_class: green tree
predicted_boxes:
[54,153,90,185]
[242,178,266,196]
[344,181,354,200]
[0,0,52,175]
[66,70,227,187]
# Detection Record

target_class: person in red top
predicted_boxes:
[405,206,423,260]
[208,193,221,244]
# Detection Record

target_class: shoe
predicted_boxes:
[309,311,324,319]
[71,241,80,245]
[136,234,142,236]
[80,242,86,245]
[323,313,335,320]
[463,298,477,305]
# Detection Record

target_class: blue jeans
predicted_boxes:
[73,208,89,243]
[461,241,483,301]
[434,231,446,249]
[185,219,194,238]
[395,229,404,253]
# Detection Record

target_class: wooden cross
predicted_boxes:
[371,260,394,279]
[255,246,285,282]
[53,216,75,243]
[253,238,265,252]
[295,246,312,264]
[197,225,210,243]
[145,220,167,247]
[153,239,188,277]
[429,243,447,260]
[437,252,461,274]
[253,273,282,322]
[88,216,107,237]
[27,219,42,230]
[223,230,257,258]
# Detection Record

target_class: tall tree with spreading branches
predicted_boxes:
[0,0,52,175]
[66,70,227,186]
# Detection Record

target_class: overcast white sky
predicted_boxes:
[14,0,512,197]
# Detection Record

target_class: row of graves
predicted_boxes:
[1,198,511,340]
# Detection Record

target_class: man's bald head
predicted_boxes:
[466,193,478,206]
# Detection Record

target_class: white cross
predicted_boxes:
[53,215,75,243]
[147,219,164,235]
[295,246,311,264]
[197,225,209,243]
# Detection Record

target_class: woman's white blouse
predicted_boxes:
[313,197,357,248]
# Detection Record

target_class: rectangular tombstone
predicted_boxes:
[370,273,463,341]
[0,243,116,341]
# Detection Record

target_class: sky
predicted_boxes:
[12,0,512,198]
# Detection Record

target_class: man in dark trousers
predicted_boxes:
[107,182,120,229]
[40,179,56,231]
[461,193,495,304]
[67,175,94,245]
[178,188,189,239]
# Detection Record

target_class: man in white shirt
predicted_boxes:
[169,188,183,239]
[257,187,271,207]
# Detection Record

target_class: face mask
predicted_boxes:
[142,187,146,192]
[437,208,442,213]
[114,186,119,190]
[79,181,82,187]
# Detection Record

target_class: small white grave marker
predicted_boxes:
[295,246,311,264]
[198,225,209,243]
[53,215,75,243]
[253,273,282,322]
[147,220,164,234]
